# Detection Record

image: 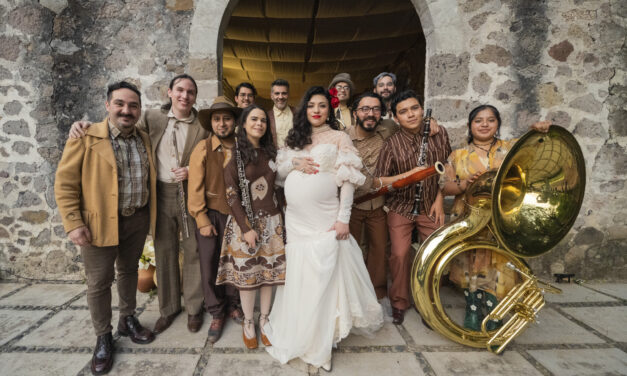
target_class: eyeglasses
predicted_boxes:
[357,106,382,114]
[335,85,350,92]
[238,93,254,98]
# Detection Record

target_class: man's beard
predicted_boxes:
[356,116,380,132]
[215,129,235,139]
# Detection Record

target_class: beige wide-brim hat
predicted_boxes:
[328,72,355,93]
[198,96,243,131]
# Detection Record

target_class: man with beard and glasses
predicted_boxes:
[188,97,243,343]
[345,92,398,300]
[266,79,295,147]
[56,81,156,375]
[373,72,397,121]
[68,74,220,335]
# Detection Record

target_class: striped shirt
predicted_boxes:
[375,125,451,219]
[108,121,150,211]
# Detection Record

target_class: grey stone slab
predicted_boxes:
[588,283,627,300]
[528,348,627,376]
[117,308,208,349]
[332,352,426,376]
[1,283,84,306]
[0,309,50,346]
[203,353,308,376]
[515,308,604,344]
[423,351,544,376]
[0,283,26,298]
[106,353,200,375]
[69,284,151,308]
[562,306,627,342]
[339,321,405,347]
[402,308,461,347]
[544,283,617,304]
[16,309,119,347]
[0,352,90,376]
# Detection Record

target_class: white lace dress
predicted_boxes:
[264,125,383,367]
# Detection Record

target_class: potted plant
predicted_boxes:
[137,239,156,293]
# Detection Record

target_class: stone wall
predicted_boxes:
[0,0,625,281]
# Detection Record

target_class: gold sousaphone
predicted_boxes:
[411,125,586,354]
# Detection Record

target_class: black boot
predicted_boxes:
[91,332,113,375]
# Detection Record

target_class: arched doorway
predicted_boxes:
[220,0,426,108]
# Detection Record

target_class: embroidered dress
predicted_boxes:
[216,149,286,290]
[439,139,518,299]
[264,125,383,368]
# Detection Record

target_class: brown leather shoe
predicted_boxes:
[187,313,203,333]
[392,308,405,325]
[242,319,258,349]
[207,317,225,344]
[91,332,113,375]
[118,315,155,344]
[228,307,244,324]
[153,310,181,334]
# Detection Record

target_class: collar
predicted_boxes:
[108,120,137,139]
[348,122,386,141]
[312,124,332,134]
[167,109,195,124]
[211,134,234,151]
[399,126,421,141]
[273,105,291,116]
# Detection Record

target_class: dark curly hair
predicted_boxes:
[286,86,339,150]
[467,104,501,143]
[235,104,276,165]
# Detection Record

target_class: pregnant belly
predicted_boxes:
[284,171,339,233]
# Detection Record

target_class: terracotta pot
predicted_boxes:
[137,265,156,293]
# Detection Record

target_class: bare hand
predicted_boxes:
[199,224,218,237]
[428,117,440,136]
[69,121,92,139]
[171,167,188,182]
[293,157,319,174]
[429,193,445,227]
[329,221,350,240]
[243,230,259,249]
[531,120,551,133]
[68,226,92,246]
[462,172,482,191]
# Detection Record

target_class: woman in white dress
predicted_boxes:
[264,86,383,371]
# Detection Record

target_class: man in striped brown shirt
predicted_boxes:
[375,90,451,324]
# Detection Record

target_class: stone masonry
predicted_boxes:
[0,0,625,281]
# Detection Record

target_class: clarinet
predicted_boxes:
[410,109,432,216]
[172,130,190,238]
[234,138,255,227]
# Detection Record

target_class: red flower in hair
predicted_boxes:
[328,87,340,109]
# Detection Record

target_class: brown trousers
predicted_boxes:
[154,182,203,317]
[197,209,240,317]
[387,211,439,311]
[349,207,388,299]
[81,206,149,336]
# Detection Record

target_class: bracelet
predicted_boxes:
[454,175,461,188]
[377,177,383,189]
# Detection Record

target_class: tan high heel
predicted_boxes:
[242,318,258,349]
[259,313,271,347]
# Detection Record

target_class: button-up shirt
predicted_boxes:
[108,121,150,211]
[273,105,293,147]
[375,125,451,219]
[347,119,398,210]
[156,111,192,182]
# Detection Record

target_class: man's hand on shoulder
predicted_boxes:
[69,121,92,139]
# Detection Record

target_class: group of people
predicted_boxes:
[55,70,551,375]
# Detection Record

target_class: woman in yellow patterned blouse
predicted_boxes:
[440,104,550,331]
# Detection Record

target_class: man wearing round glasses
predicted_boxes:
[328,73,355,128]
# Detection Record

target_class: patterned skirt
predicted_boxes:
[216,213,286,290]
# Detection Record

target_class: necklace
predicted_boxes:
[472,139,496,153]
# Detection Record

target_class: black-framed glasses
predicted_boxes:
[357,106,382,114]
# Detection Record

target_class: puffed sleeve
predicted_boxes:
[334,132,365,187]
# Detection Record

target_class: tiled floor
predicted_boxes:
[0,281,625,375]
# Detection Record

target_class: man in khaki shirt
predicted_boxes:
[188,97,243,343]
[347,92,398,300]
[266,79,295,147]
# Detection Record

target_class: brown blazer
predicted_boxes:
[54,119,158,247]
[267,105,296,148]
[137,108,209,168]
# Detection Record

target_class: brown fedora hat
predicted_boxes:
[198,96,243,131]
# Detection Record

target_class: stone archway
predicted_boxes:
[187,0,469,108]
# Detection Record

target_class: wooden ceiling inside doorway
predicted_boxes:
[222,0,424,106]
